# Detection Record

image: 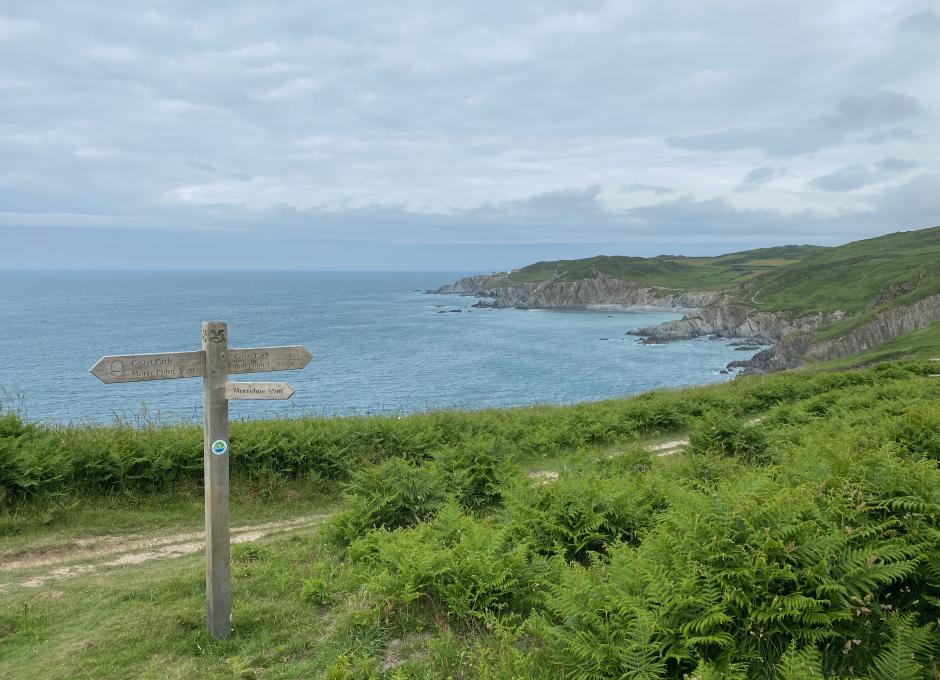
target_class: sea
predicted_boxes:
[0,271,759,424]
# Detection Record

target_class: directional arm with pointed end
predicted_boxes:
[227,346,312,375]
[89,351,205,383]
[224,382,296,400]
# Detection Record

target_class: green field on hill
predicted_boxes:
[497,227,940,365]
[739,228,940,316]
[2,361,939,678]
[506,245,825,289]
[505,227,940,318]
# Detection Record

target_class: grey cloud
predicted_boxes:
[831,91,921,129]
[465,185,610,225]
[4,174,939,271]
[669,90,923,156]
[866,173,940,228]
[862,127,924,144]
[622,183,674,195]
[898,9,940,32]
[876,157,920,172]
[736,166,783,191]
[0,1,938,268]
[810,165,880,192]
[810,156,923,191]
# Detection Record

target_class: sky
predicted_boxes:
[1,1,939,270]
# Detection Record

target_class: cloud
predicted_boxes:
[621,183,674,195]
[866,172,940,228]
[898,9,940,33]
[668,91,924,156]
[736,166,783,191]
[810,165,880,192]
[0,1,938,268]
[876,156,920,172]
[0,15,45,41]
[810,156,923,191]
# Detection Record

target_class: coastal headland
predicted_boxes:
[436,225,940,373]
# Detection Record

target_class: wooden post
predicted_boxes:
[202,321,231,638]
[90,323,310,639]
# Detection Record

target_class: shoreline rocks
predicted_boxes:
[434,272,940,375]
[435,272,723,312]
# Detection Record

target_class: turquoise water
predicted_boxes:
[0,272,753,423]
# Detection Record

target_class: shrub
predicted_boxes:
[536,447,940,679]
[532,559,668,679]
[619,395,686,433]
[300,570,332,606]
[1,362,933,505]
[774,643,824,680]
[326,458,445,545]
[506,473,667,563]
[687,411,773,464]
[231,544,269,564]
[594,446,653,476]
[0,411,34,439]
[351,502,531,621]
[431,438,514,510]
[664,450,746,491]
[891,403,940,461]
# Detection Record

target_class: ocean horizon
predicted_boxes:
[0,271,756,424]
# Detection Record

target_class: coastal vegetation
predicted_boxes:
[441,226,940,374]
[505,245,824,289]
[736,227,940,316]
[503,230,939,316]
[2,360,939,678]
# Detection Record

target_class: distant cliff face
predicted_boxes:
[737,293,940,372]
[436,273,723,311]
[435,274,506,296]
[632,305,845,343]
[435,270,940,374]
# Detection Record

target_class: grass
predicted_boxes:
[2,361,940,678]
[505,245,823,289]
[0,532,364,679]
[495,227,940,363]
[504,227,940,317]
[711,227,940,315]
[0,476,334,557]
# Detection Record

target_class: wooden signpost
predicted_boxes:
[90,321,312,638]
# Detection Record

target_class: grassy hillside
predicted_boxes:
[741,227,940,315]
[505,228,940,317]
[2,361,939,678]
[506,245,824,289]
[501,227,940,361]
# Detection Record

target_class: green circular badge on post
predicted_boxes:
[211,439,228,456]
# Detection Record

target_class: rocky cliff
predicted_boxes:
[436,268,940,374]
[631,305,845,343]
[436,272,723,311]
[735,293,940,372]
[435,274,506,296]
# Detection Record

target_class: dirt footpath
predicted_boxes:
[648,438,688,456]
[0,513,329,591]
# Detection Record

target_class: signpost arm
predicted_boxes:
[202,321,231,638]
